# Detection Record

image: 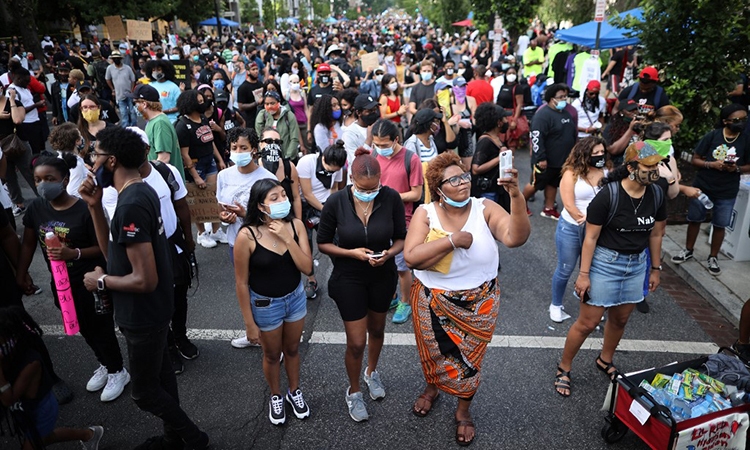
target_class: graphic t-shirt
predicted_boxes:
[617,83,671,116]
[175,116,215,159]
[692,129,749,200]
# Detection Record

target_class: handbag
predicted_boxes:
[0,134,27,161]
[424,228,454,274]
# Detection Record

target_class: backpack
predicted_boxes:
[402,142,425,207]
[604,181,664,227]
[150,160,180,200]
[93,60,109,89]
[626,83,665,110]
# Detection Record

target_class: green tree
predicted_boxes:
[261,0,276,27]
[421,0,469,30]
[240,0,261,24]
[471,0,540,44]
[173,0,219,32]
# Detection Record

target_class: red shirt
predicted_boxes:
[28,77,47,113]
[466,79,494,105]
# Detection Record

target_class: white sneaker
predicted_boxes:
[81,425,104,450]
[549,304,571,323]
[210,228,228,244]
[100,369,130,402]
[197,231,217,249]
[86,365,108,392]
[230,336,261,349]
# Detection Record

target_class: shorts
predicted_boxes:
[249,281,306,332]
[394,251,408,272]
[531,165,562,190]
[192,154,218,181]
[588,246,647,307]
[328,268,398,321]
[687,196,736,229]
[28,391,58,439]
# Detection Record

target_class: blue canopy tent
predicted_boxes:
[198,17,240,27]
[324,17,337,24]
[554,8,643,49]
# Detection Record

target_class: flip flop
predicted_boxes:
[412,391,440,418]
[554,366,571,397]
[455,419,475,446]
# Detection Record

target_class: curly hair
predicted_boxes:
[48,122,80,152]
[145,59,176,82]
[474,103,507,135]
[227,127,259,151]
[425,152,465,202]
[336,88,359,112]
[561,136,608,179]
[309,94,337,131]
[96,126,147,169]
[177,89,204,116]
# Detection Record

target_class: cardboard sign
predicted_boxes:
[360,52,379,72]
[104,16,127,41]
[252,87,264,104]
[674,412,748,450]
[127,20,153,42]
[172,59,189,84]
[186,182,221,224]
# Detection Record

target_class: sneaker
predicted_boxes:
[12,205,25,217]
[269,394,286,425]
[230,336,261,349]
[363,367,385,400]
[285,388,311,419]
[80,425,104,450]
[707,256,721,276]
[170,346,185,375]
[100,369,130,402]
[86,365,108,392]
[636,300,650,314]
[389,296,399,310]
[209,228,228,244]
[549,304,571,323]
[197,231,217,249]
[540,207,560,220]
[392,302,412,324]
[176,337,200,360]
[31,284,42,295]
[671,249,693,264]
[305,280,318,299]
[526,206,533,217]
[52,380,74,405]
[345,387,369,422]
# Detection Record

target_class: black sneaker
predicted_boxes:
[707,256,722,276]
[671,249,693,264]
[269,394,286,425]
[169,346,184,375]
[176,337,200,360]
[636,300,650,314]
[285,388,310,419]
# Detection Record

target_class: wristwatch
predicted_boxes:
[651,265,663,271]
[0,383,10,394]
[97,274,109,291]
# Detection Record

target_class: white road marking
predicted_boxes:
[41,326,720,354]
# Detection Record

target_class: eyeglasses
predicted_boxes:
[353,184,381,195]
[440,172,471,187]
[726,117,748,124]
[261,138,283,145]
[554,95,568,101]
[80,105,100,111]
[89,152,110,158]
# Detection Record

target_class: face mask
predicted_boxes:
[265,103,280,115]
[230,151,253,167]
[195,102,208,114]
[193,55,200,62]
[446,68,455,76]
[95,163,114,188]
[319,75,330,84]
[458,69,465,76]
[385,55,394,63]
[58,74,69,82]
[332,109,342,120]
[499,122,509,133]
[728,121,747,133]
[506,74,517,83]
[645,139,672,158]
[439,189,470,208]
[555,100,567,110]
[341,108,351,117]
[153,72,165,81]
[212,79,226,90]
[420,71,432,81]
[623,115,634,123]
[375,74,384,83]
[375,145,394,157]
[169,54,180,60]
[452,86,466,104]
[290,82,301,91]
[156,52,164,60]
[263,198,291,219]
[76,138,85,151]
[361,110,380,126]
[633,168,659,185]
[262,143,281,174]
[292,68,299,74]
[82,109,100,123]
[201,48,210,55]
[388,82,398,92]
[353,187,380,202]
[38,180,66,201]
[588,155,606,168]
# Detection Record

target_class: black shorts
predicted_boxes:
[532,165,562,190]
[328,268,398,322]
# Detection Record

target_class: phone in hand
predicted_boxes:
[368,252,385,259]
[498,150,513,180]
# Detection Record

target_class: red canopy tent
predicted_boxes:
[452,19,473,27]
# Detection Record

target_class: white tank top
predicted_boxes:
[414,198,499,291]
[560,171,607,226]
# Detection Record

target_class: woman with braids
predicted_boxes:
[0,306,104,449]
[404,152,529,446]
[309,94,343,153]
[602,98,642,165]
[550,136,609,323]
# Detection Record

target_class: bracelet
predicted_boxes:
[448,234,457,250]
[0,383,10,394]
[579,271,590,275]
[704,161,710,169]
[75,248,81,260]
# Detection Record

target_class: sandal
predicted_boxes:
[554,366,571,397]
[596,354,618,380]
[455,419,475,446]
[412,391,440,418]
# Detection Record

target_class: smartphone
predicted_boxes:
[254,298,271,307]
[498,150,513,180]
[582,290,591,303]
[368,252,385,259]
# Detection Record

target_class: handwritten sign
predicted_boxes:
[172,59,189,84]
[674,412,748,450]
[127,20,153,42]
[360,52,379,72]
[104,16,127,41]
[186,182,221,224]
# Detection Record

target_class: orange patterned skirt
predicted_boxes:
[411,277,500,399]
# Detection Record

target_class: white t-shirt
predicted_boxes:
[403,134,437,162]
[216,165,275,246]
[572,96,606,138]
[296,154,343,204]
[342,122,369,183]
[6,84,39,123]
[58,151,88,198]
[490,76,505,104]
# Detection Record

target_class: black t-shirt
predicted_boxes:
[4,348,54,409]
[617,83,670,116]
[236,79,264,123]
[175,116,215,159]
[693,129,749,199]
[496,83,531,110]
[471,136,501,194]
[530,105,577,168]
[610,49,627,78]
[307,83,334,107]
[108,183,174,330]
[587,182,667,254]
[22,198,105,283]
[409,82,436,108]
[69,98,119,125]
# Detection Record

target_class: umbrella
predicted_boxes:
[325,17,337,24]
[554,8,643,49]
[452,19,473,27]
[198,17,240,27]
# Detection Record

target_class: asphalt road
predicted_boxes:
[2,149,720,450]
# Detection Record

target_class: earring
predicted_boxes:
[628,172,636,181]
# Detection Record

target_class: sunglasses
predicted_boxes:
[261,138,282,145]
[440,172,471,187]
[726,117,748,124]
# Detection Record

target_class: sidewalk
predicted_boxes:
[663,224,750,326]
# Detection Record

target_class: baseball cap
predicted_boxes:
[215,90,229,104]
[125,84,160,102]
[76,80,93,91]
[453,76,467,87]
[414,108,443,125]
[624,141,664,165]
[424,43,434,51]
[353,94,379,111]
[639,66,658,81]
[586,80,601,92]
[110,50,122,59]
[317,63,331,73]
[621,99,639,112]
[56,61,72,71]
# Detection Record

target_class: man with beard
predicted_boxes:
[236,62,264,124]
[613,66,670,116]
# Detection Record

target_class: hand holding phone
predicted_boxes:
[498,150,513,180]
[368,252,385,259]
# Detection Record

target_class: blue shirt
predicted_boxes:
[152,80,181,123]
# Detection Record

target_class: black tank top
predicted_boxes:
[0,100,14,139]
[247,223,301,297]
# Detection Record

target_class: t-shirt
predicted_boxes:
[297,153,343,204]
[587,182,667,254]
[105,63,135,101]
[6,84,39,123]
[409,82,436,109]
[572,96,606,137]
[466,79,494,105]
[107,182,174,331]
[403,134,438,163]
[342,123,369,175]
[609,49,628,79]
[22,198,105,283]
[496,83,531,110]
[530,105,577,168]
[523,47,545,77]
[57,152,88,198]
[236,79,264,123]
[617,83,670,116]
[376,148,423,226]
[313,122,343,153]
[147,113,185,180]
[216,165,276,245]
[175,116,215,159]
[692,129,749,199]
[307,84,334,107]
[471,136,502,196]
[152,80,182,123]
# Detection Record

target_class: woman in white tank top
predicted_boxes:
[550,137,609,322]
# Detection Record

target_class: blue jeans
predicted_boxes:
[687,196,736,229]
[480,192,497,202]
[250,282,306,332]
[551,218,586,307]
[117,97,138,128]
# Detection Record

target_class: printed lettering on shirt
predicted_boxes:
[561,118,571,124]
[123,222,140,238]
[196,125,213,143]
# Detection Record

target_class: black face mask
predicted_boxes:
[727,121,747,133]
[588,155,606,168]
[499,122,509,133]
[361,110,380,126]
[315,155,335,189]
[196,103,208,114]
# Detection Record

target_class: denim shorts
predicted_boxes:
[687,196,736,229]
[588,246,647,307]
[394,251,408,272]
[28,391,58,438]
[250,281,306,332]
[193,154,218,180]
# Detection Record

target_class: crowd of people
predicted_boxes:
[0,13,749,449]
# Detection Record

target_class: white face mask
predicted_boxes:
[290,82,300,91]
[385,55,394,63]
[506,74,517,83]
[375,74,383,82]
[387,82,398,92]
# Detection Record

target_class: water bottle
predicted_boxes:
[93,289,112,315]
[697,193,714,210]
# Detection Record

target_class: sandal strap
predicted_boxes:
[556,366,571,378]
[419,392,439,403]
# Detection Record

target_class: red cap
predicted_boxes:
[425,43,434,51]
[639,66,658,81]
[317,63,331,73]
[586,80,601,92]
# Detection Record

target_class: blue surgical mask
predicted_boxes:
[555,100,567,110]
[332,109,342,120]
[263,198,291,219]
[230,151,253,167]
[439,189,470,208]
[169,54,180,60]
[353,186,380,202]
[212,79,226,90]
[375,145,393,157]
[420,72,432,81]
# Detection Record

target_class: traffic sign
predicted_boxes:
[594,0,606,22]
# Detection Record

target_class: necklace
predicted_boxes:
[355,197,372,216]
[723,129,739,144]
[628,191,645,215]
[119,177,142,194]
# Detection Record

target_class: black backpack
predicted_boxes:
[604,181,664,227]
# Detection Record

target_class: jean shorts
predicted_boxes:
[394,251,408,272]
[250,281,306,332]
[193,154,218,180]
[28,391,58,438]
[588,246,647,307]
[687,196,736,229]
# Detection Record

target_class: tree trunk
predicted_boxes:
[8,0,44,68]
